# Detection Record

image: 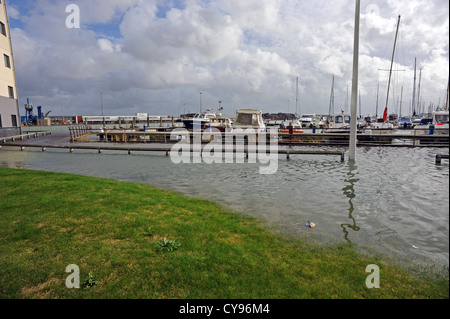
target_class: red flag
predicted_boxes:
[383,107,388,122]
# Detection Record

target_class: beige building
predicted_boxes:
[0,0,21,137]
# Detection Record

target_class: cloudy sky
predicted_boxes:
[7,0,449,118]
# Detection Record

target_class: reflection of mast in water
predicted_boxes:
[341,162,360,241]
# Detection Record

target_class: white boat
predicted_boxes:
[300,113,316,128]
[369,120,395,130]
[203,116,233,132]
[279,118,304,134]
[432,110,449,128]
[280,118,302,129]
[325,112,351,132]
[182,109,216,130]
[233,109,266,132]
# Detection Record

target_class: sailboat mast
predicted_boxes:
[446,76,449,111]
[417,68,422,114]
[328,74,335,116]
[412,58,417,115]
[332,75,335,115]
[399,86,403,118]
[384,15,401,122]
[359,90,361,118]
[375,82,379,117]
[346,85,349,114]
[295,76,299,117]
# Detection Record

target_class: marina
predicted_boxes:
[0,0,449,300]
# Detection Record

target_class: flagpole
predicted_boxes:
[349,0,360,162]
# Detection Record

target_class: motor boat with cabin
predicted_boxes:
[233,109,266,132]
[182,109,216,130]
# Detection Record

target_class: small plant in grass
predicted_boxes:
[156,237,181,252]
[82,271,99,290]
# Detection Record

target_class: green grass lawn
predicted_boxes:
[0,167,448,299]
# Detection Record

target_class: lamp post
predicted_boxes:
[99,91,104,117]
[99,91,105,129]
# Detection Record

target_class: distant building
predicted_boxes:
[0,0,20,137]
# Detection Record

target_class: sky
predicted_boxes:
[7,0,449,118]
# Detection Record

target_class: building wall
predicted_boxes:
[0,0,21,137]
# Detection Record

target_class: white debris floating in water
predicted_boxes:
[305,221,316,228]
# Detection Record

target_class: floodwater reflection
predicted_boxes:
[341,162,360,241]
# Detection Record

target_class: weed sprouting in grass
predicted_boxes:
[156,237,181,252]
[82,271,99,290]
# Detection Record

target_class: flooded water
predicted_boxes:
[0,136,448,270]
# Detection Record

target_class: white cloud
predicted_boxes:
[97,39,121,53]
[6,5,20,19]
[8,0,449,116]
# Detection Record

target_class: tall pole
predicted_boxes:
[375,82,379,117]
[346,85,349,114]
[199,92,202,113]
[412,58,417,116]
[417,68,422,114]
[445,76,449,111]
[384,15,401,122]
[399,86,403,118]
[348,0,360,162]
[99,91,104,117]
[328,74,335,125]
[295,76,299,117]
[359,90,361,118]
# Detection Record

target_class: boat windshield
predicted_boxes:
[236,113,260,125]
[194,113,215,119]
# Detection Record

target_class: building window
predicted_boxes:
[4,54,10,68]
[11,114,17,127]
[8,86,14,99]
[0,22,6,37]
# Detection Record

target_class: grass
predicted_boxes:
[0,167,448,299]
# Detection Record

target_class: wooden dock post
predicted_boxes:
[436,154,442,165]
[435,154,449,165]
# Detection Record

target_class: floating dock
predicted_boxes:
[0,143,346,161]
